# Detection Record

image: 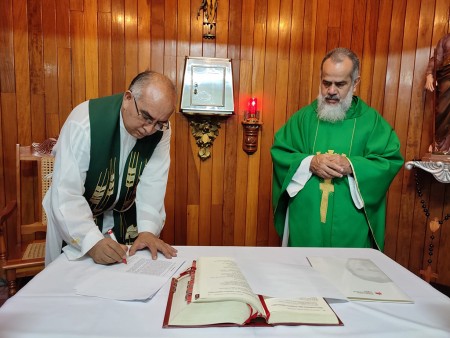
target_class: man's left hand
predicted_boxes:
[128,232,178,259]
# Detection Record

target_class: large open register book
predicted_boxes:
[163,257,342,328]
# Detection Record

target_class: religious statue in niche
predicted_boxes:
[425,33,450,155]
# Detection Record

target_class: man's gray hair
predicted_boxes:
[321,48,360,82]
[128,70,176,99]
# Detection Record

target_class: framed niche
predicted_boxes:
[180,57,234,160]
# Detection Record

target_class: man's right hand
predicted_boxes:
[310,153,351,179]
[87,238,128,265]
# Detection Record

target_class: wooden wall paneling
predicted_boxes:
[410,169,431,277]
[187,119,201,245]
[244,0,268,246]
[28,0,46,142]
[187,204,199,245]
[1,93,18,247]
[137,0,151,73]
[98,12,113,97]
[221,0,241,246]
[189,0,202,57]
[215,0,229,59]
[125,0,138,85]
[0,0,16,93]
[172,0,190,245]
[210,119,225,246]
[437,186,450,285]
[209,1,229,245]
[232,0,255,246]
[254,0,283,246]
[239,0,255,62]
[326,0,342,51]
[70,0,83,12]
[84,0,99,100]
[339,0,355,48]
[163,0,177,82]
[56,0,70,49]
[234,61,252,246]
[425,178,446,281]
[151,0,164,73]
[198,153,213,245]
[187,131,200,245]
[203,36,216,58]
[227,0,242,62]
[0,101,4,208]
[70,10,86,107]
[111,0,125,93]
[286,0,304,116]
[98,0,111,13]
[0,93,18,247]
[359,0,380,104]
[432,0,449,40]
[406,0,436,277]
[208,3,229,244]
[170,112,188,245]
[13,0,32,144]
[382,0,407,258]
[393,0,421,268]
[57,47,73,126]
[162,0,178,245]
[42,0,60,137]
[349,0,366,84]
[298,0,317,107]
[311,0,328,103]
[370,0,393,114]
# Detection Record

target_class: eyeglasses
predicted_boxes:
[130,91,170,131]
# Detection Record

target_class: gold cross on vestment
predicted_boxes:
[319,150,335,223]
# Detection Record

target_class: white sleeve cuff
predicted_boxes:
[348,174,364,209]
[62,228,104,261]
[286,156,314,197]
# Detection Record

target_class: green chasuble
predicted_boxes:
[271,96,403,251]
[83,94,163,244]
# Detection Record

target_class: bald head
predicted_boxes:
[128,71,176,107]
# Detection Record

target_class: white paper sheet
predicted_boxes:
[75,253,185,301]
[237,259,346,301]
[308,256,413,303]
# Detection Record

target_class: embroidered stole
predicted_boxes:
[84,94,163,243]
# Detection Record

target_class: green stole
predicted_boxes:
[271,97,403,251]
[84,94,163,244]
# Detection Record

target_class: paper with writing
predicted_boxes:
[75,253,185,301]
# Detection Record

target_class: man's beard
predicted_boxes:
[317,89,353,123]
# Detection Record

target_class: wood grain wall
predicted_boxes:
[1,0,450,286]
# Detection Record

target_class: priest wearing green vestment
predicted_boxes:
[44,71,178,265]
[271,48,403,251]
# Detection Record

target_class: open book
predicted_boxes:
[163,257,342,328]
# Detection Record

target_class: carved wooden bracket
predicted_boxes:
[189,116,221,160]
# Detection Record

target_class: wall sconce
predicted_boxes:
[197,0,217,39]
[242,97,262,154]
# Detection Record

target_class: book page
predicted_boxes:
[264,297,340,325]
[308,256,413,303]
[168,274,252,326]
[192,257,265,314]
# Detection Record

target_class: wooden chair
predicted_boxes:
[0,144,54,297]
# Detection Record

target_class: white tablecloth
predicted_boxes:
[0,246,449,338]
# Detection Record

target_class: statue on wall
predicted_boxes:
[425,33,450,154]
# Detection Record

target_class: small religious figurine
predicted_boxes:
[425,33,450,154]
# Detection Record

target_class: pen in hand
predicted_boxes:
[107,229,128,264]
